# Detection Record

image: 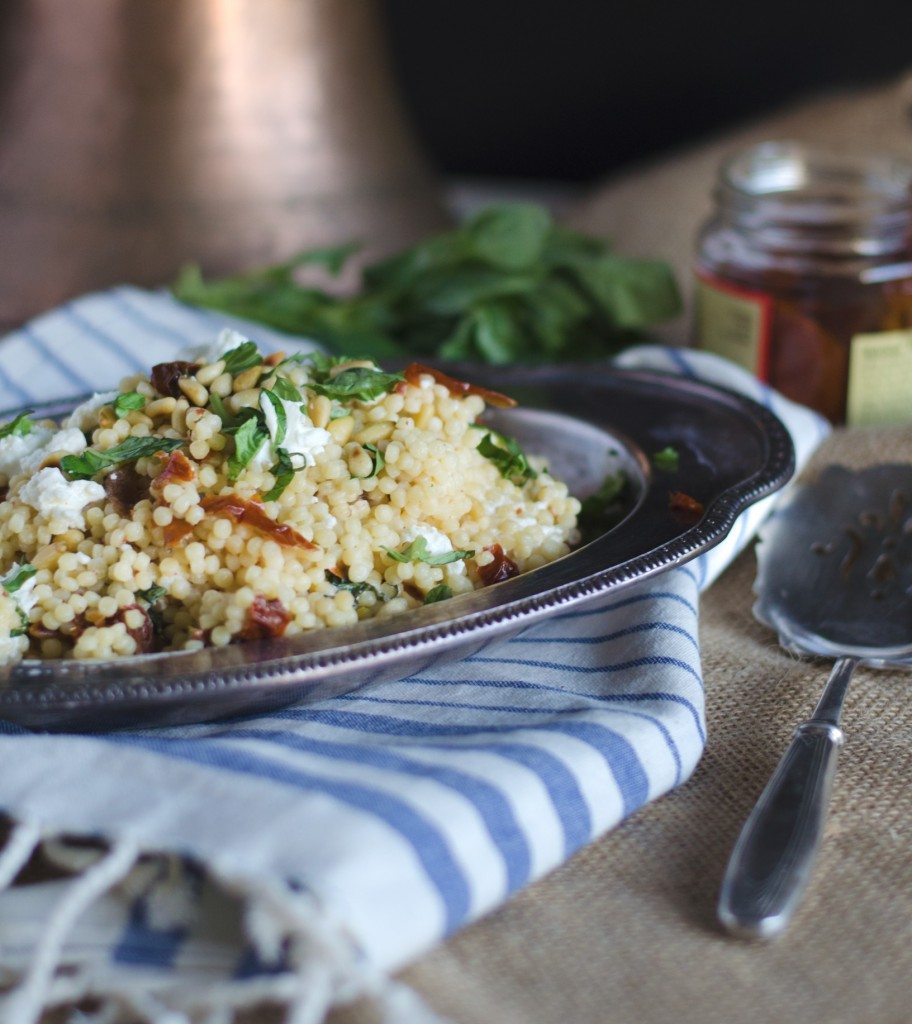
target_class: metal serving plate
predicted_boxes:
[0,366,794,730]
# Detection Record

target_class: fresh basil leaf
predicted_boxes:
[11,605,29,637]
[386,536,474,566]
[207,392,232,426]
[571,256,682,329]
[424,584,453,604]
[2,563,36,594]
[113,392,145,418]
[227,416,269,482]
[0,412,34,440]
[61,437,183,480]
[260,388,287,446]
[652,446,680,472]
[137,584,166,604]
[325,570,379,599]
[477,431,537,486]
[222,341,263,376]
[472,302,524,364]
[467,203,551,270]
[353,443,384,479]
[270,377,302,402]
[309,367,404,403]
[263,447,296,501]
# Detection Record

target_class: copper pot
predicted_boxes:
[0,0,448,327]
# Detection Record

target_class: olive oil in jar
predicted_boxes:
[694,142,912,424]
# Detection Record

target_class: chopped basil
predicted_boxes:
[260,388,287,446]
[222,341,263,376]
[137,584,166,605]
[264,447,296,501]
[386,536,474,566]
[306,353,351,382]
[270,377,302,403]
[325,570,379,599]
[227,415,269,482]
[61,437,183,480]
[652,446,680,472]
[424,584,453,604]
[309,367,404,404]
[207,392,232,426]
[476,430,537,486]
[2,563,36,594]
[11,605,29,637]
[353,443,385,479]
[113,392,146,418]
[0,412,34,440]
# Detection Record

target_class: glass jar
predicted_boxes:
[694,141,912,424]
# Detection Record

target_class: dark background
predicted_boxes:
[381,0,912,182]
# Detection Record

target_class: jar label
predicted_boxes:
[847,329,912,426]
[694,272,772,379]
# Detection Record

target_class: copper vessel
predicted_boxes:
[0,0,447,328]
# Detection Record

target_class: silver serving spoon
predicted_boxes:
[718,464,912,939]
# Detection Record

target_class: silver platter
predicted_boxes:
[0,366,794,730]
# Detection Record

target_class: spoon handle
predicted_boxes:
[718,656,857,938]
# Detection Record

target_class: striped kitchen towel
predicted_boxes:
[0,288,828,1024]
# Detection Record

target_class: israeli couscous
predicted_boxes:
[0,331,580,664]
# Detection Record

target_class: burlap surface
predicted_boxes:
[331,426,912,1024]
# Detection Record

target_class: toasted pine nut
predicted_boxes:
[230,388,261,411]
[327,415,354,445]
[32,542,66,569]
[233,366,263,392]
[178,377,209,407]
[356,421,393,444]
[309,395,332,428]
[195,360,225,386]
[210,372,232,397]
[146,397,177,418]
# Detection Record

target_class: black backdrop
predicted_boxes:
[381,0,912,182]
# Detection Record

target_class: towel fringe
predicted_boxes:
[0,833,451,1024]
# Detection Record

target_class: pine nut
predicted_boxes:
[357,421,393,443]
[146,397,177,418]
[326,415,354,444]
[210,373,232,397]
[178,377,209,407]
[195,360,225,386]
[233,365,263,392]
[309,395,332,428]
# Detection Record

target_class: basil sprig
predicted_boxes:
[476,430,537,486]
[263,447,297,501]
[226,413,269,482]
[309,367,404,404]
[652,446,680,472]
[386,536,474,566]
[260,389,287,446]
[113,392,145,418]
[325,570,379,599]
[61,437,183,480]
[424,584,453,604]
[137,584,166,605]
[2,563,36,594]
[270,377,302,402]
[0,412,34,440]
[222,341,263,376]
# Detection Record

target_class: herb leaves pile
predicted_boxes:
[61,438,183,481]
[387,537,474,566]
[475,429,537,486]
[174,204,681,364]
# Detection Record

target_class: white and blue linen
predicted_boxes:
[0,289,828,1024]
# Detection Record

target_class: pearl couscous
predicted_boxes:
[0,330,580,663]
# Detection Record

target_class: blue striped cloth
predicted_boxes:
[0,289,829,1023]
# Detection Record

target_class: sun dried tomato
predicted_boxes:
[478,543,520,586]
[239,595,292,640]
[163,520,194,546]
[117,604,155,654]
[150,361,199,398]
[669,491,705,524]
[152,449,195,490]
[201,494,317,549]
[403,363,517,408]
[104,464,151,513]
